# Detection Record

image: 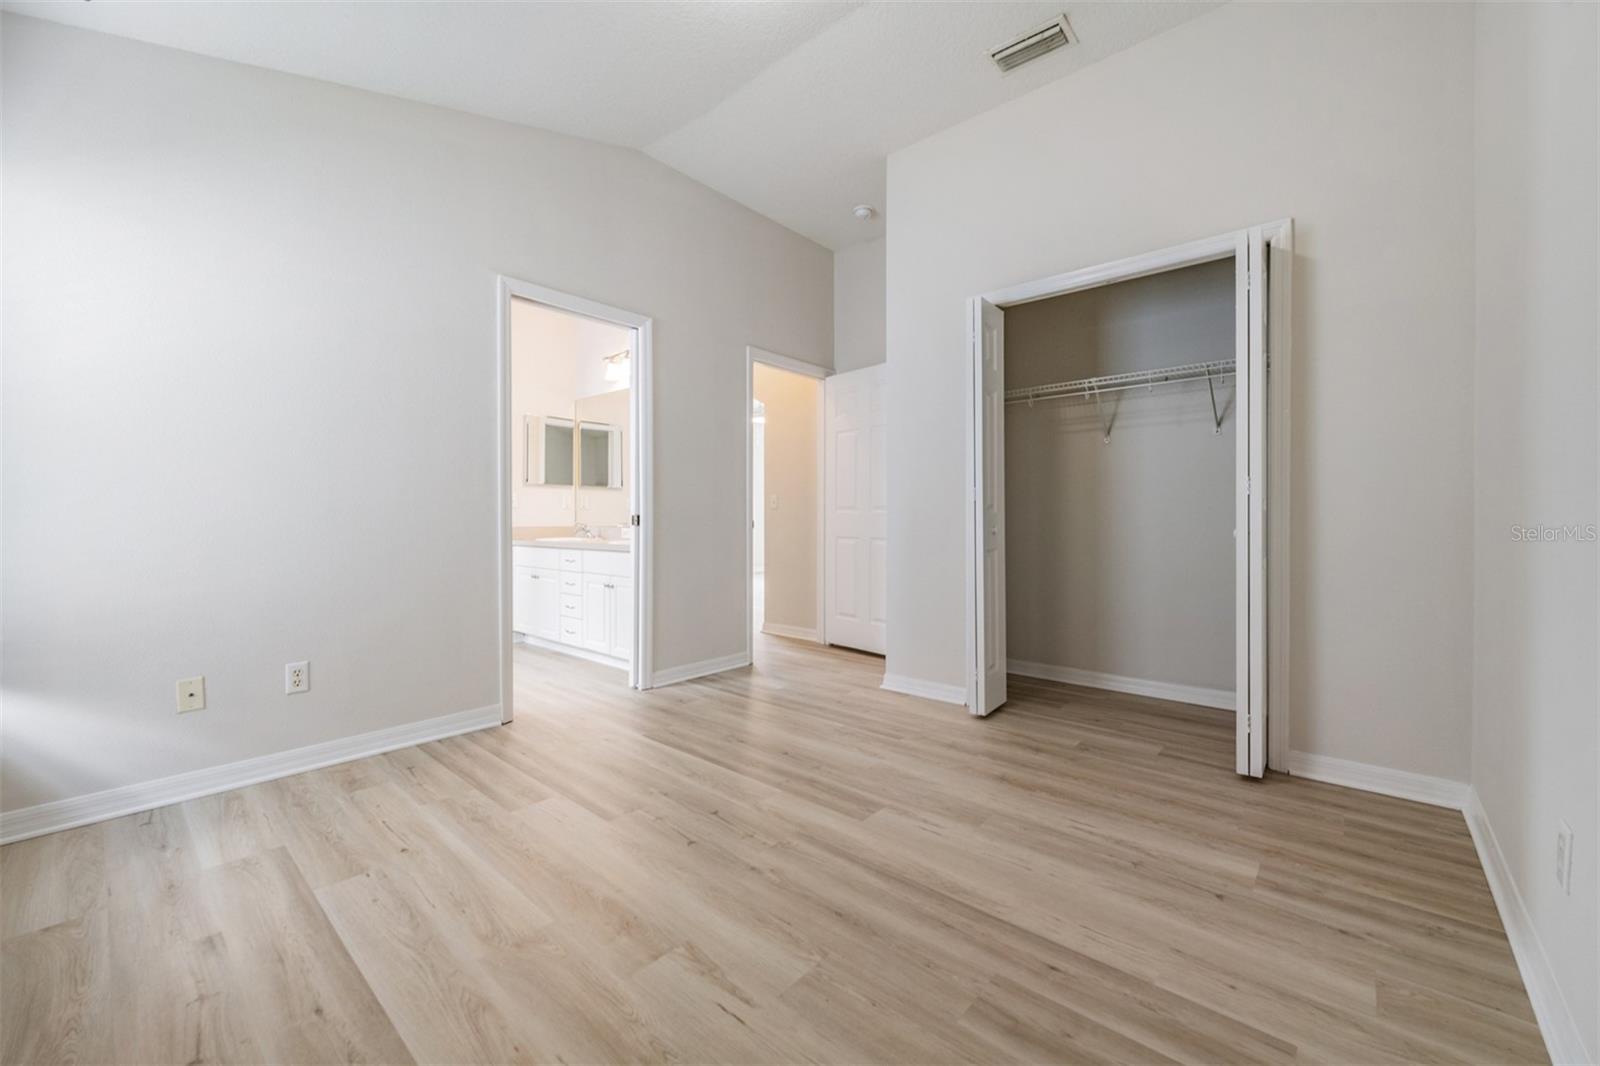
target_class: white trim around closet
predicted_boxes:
[965,220,1294,773]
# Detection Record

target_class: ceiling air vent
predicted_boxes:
[989,15,1076,73]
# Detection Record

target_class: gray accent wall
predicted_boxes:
[1004,261,1235,693]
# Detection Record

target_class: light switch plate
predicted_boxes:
[177,676,206,713]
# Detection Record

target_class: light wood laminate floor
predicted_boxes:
[2,634,1544,1064]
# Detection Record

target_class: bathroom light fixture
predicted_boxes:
[603,349,630,384]
[852,204,876,222]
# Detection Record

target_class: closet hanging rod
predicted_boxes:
[1003,358,1234,406]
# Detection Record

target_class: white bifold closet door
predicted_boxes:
[1236,229,1269,778]
[824,364,887,654]
[971,299,1007,715]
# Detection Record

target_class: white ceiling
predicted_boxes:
[5,0,1214,249]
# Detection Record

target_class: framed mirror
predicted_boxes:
[525,415,575,486]
[578,421,623,489]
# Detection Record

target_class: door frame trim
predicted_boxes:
[745,346,830,661]
[497,276,655,719]
[963,220,1292,771]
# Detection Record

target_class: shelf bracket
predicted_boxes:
[1091,384,1115,444]
[1207,371,1225,434]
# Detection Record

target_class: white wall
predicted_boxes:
[833,236,885,372]
[753,362,820,635]
[886,2,1477,780]
[0,15,832,814]
[1005,261,1235,693]
[1471,3,1598,1059]
[510,297,580,529]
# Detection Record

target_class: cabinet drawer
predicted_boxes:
[558,573,582,595]
[557,551,586,572]
[513,546,560,570]
[582,549,632,577]
[557,620,582,645]
[560,594,583,618]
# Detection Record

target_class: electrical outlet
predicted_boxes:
[285,661,310,694]
[1556,821,1574,894]
[176,676,206,713]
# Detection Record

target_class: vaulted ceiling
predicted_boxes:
[5,1,1214,249]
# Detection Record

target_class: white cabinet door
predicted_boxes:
[582,575,610,654]
[608,578,633,662]
[512,566,536,634]
[529,568,561,642]
[824,364,887,654]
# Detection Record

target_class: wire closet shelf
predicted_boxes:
[1004,357,1237,442]
[1002,358,1234,406]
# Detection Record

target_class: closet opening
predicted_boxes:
[966,223,1292,777]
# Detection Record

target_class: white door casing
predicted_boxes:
[824,364,887,655]
[497,274,651,713]
[971,299,1007,716]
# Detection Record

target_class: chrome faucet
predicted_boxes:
[573,523,595,539]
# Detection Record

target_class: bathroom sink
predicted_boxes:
[529,536,630,551]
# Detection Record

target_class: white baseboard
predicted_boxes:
[761,622,822,643]
[517,633,628,672]
[1464,789,1591,1066]
[1287,750,1469,810]
[1007,660,1234,711]
[650,651,751,688]
[0,704,502,846]
[881,673,967,706]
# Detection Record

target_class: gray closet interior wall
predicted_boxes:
[1004,259,1236,694]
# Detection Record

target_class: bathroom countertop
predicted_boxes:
[512,533,631,552]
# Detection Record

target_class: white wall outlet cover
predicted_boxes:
[285,661,310,694]
[176,676,206,713]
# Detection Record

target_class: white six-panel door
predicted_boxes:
[824,364,887,655]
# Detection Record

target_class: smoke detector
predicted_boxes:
[990,15,1076,73]
[852,204,876,222]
